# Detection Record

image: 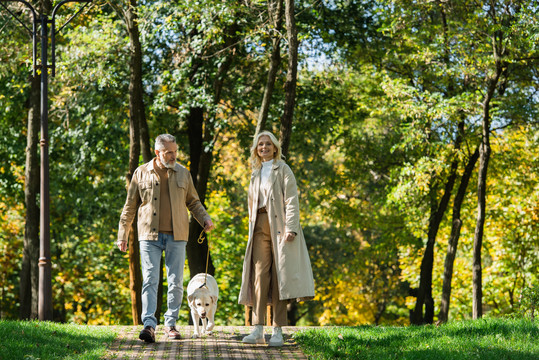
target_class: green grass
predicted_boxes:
[0,320,117,360]
[293,318,539,360]
[2,317,537,359]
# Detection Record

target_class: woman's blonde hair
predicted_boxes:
[250,130,283,170]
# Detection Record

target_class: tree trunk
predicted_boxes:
[127,215,142,324]
[139,117,152,163]
[187,107,204,184]
[255,0,283,136]
[410,142,460,325]
[473,133,489,319]
[473,68,501,318]
[20,73,41,320]
[124,0,147,324]
[186,108,215,278]
[126,112,142,326]
[276,0,299,321]
[287,302,298,326]
[126,112,142,325]
[186,22,239,278]
[279,0,298,158]
[438,145,479,323]
[186,207,215,278]
[374,299,387,325]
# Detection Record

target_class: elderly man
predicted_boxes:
[117,134,214,343]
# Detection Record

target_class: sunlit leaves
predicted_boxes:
[0,0,537,326]
[0,203,24,319]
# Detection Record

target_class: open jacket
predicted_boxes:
[238,159,315,305]
[118,159,210,241]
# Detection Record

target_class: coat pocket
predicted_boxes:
[176,178,188,189]
[140,181,152,190]
[139,181,153,203]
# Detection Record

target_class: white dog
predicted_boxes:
[187,273,219,338]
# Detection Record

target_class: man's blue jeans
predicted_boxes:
[140,233,186,329]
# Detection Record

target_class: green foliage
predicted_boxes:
[0,320,117,360]
[141,0,262,125]
[0,203,24,319]
[47,109,131,324]
[0,0,538,327]
[198,127,253,326]
[519,284,539,320]
[290,67,411,325]
[0,60,28,203]
[294,318,539,359]
[203,190,249,326]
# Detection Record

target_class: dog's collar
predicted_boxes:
[198,283,208,289]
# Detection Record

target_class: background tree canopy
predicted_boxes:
[0,0,537,326]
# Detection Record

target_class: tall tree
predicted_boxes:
[255,0,283,137]
[134,1,264,284]
[439,145,479,323]
[373,0,539,324]
[108,0,153,324]
[410,135,460,325]
[279,0,298,158]
[471,0,534,319]
[186,21,241,278]
[144,1,248,278]
[371,0,475,324]
[125,0,143,325]
[472,74,497,319]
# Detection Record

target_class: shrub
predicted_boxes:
[519,283,539,320]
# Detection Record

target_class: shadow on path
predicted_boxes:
[104,325,310,359]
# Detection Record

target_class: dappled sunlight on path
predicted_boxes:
[104,325,310,359]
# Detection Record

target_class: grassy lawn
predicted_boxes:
[1,317,537,359]
[293,317,539,360]
[0,320,117,360]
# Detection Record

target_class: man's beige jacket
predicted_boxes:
[118,159,210,241]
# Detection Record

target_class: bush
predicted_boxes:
[519,284,539,320]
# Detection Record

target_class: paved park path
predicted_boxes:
[104,325,311,359]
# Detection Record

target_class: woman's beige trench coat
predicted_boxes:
[238,160,315,306]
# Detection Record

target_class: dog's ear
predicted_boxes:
[188,294,195,306]
[211,295,218,304]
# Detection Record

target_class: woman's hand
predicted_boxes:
[204,219,215,233]
[285,232,296,242]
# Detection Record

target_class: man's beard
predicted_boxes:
[159,153,175,169]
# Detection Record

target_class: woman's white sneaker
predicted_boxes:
[242,325,265,344]
[269,326,284,347]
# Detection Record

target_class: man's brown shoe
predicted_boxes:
[164,326,182,339]
[139,326,155,343]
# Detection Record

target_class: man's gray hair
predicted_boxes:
[155,134,176,151]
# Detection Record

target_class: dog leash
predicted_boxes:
[197,229,210,289]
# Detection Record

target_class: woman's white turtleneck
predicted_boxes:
[258,159,273,209]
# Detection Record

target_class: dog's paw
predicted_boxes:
[205,330,213,336]
[191,333,200,339]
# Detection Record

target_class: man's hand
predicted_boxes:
[117,240,128,252]
[204,219,215,233]
[285,232,296,242]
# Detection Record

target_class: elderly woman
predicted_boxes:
[238,131,315,346]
